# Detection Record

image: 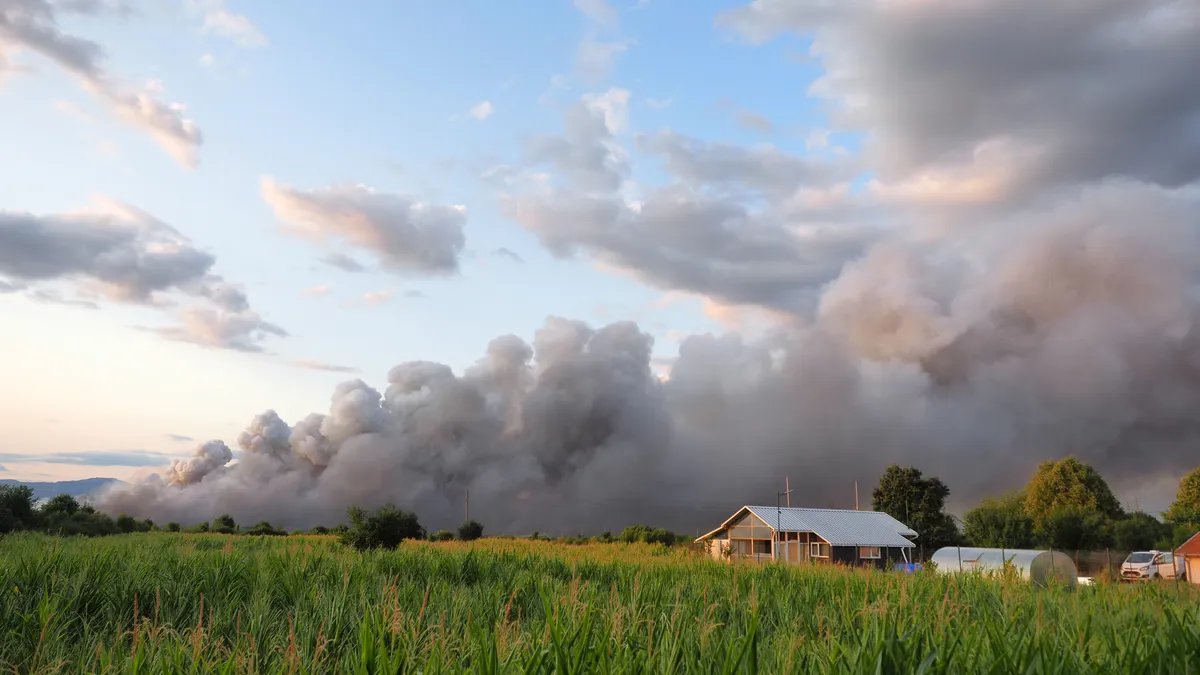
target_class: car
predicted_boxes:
[1121,550,1181,581]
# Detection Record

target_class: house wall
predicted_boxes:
[831,545,911,570]
[1186,555,1200,585]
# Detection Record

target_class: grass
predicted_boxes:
[1,533,1198,673]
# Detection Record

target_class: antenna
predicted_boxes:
[776,484,793,561]
[855,481,859,511]
[785,477,791,507]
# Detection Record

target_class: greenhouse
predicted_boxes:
[930,547,1078,587]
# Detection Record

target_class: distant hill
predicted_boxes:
[0,477,123,502]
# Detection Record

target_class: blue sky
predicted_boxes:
[2,0,1196,520]
[0,0,829,480]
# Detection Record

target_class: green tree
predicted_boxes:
[165,522,181,532]
[1111,512,1169,551]
[0,484,38,534]
[430,529,455,541]
[1164,467,1200,525]
[1023,457,1122,528]
[212,514,238,534]
[1037,506,1110,551]
[116,514,137,534]
[246,521,286,536]
[962,492,1035,548]
[41,494,81,518]
[339,505,425,551]
[617,524,675,546]
[457,520,484,541]
[871,465,960,550]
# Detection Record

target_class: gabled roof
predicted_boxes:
[698,505,917,547]
[1175,530,1200,557]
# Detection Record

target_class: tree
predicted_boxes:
[871,465,960,550]
[41,494,81,517]
[457,520,484,541]
[1112,512,1169,551]
[246,521,286,536]
[339,505,425,551]
[0,484,38,534]
[116,514,137,534]
[617,524,675,546]
[1023,457,1122,528]
[962,492,1035,549]
[431,529,455,541]
[213,514,238,534]
[1164,467,1200,525]
[1037,506,1110,551]
[165,522,181,532]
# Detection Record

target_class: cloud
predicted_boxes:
[493,247,524,263]
[582,87,630,134]
[719,0,1200,207]
[362,290,394,305]
[0,464,7,472]
[189,0,266,47]
[0,0,204,167]
[403,289,425,299]
[0,450,173,467]
[469,100,494,120]
[644,97,672,110]
[573,0,617,25]
[735,108,773,134]
[576,37,626,82]
[527,98,628,192]
[166,434,194,442]
[155,305,288,352]
[319,252,365,273]
[261,176,468,276]
[198,52,215,67]
[302,284,330,296]
[291,358,361,374]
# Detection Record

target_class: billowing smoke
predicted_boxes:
[98,183,1200,532]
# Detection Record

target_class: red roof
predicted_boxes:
[1175,531,1200,557]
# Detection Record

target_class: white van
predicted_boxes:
[1121,550,1180,581]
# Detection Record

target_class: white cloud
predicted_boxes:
[191,0,267,47]
[573,0,617,25]
[582,87,630,134]
[362,290,394,306]
[301,284,330,296]
[199,53,216,68]
[470,100,494,120]
[576,37,626,83]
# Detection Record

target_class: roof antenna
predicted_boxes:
[855,481,860,511]
[785,477,791,507]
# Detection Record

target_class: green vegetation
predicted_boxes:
[1,533,1198,673]
[871,464,961,549]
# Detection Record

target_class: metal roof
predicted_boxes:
[740,506,918,547]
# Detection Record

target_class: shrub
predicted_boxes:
[618,524,676,546]
[457,520,484,541]
[0,484,38,534]
[165,522,181,532]
[213,514,238,534]
[246,521,287,536]
[116,514,137,534]
[431,529,455,542]
[339,505,424,551]
[309,525,331,535]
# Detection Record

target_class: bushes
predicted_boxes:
[339,505,425,551]
[430,529,455,542]
[618,524,678,546]
[246,521,287,536]
[457,520,483,541]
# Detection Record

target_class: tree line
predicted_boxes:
[871,459,1200,553]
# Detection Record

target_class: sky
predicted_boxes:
[2,0,1199,526]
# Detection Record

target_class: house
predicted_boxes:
[695,505,918,569]
[1174,531,1200,585]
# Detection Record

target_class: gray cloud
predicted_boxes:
[166,434,194,442]
[734,108,773,134]
[527,98,628,192]
[320,252,366,273]
[0,450,173,467]
[494,247,524,263]
[719,0,1200,206]
[0,200,283,352]
[0,0,203,166]
[262,177,467,276]
[96,190,1200,533]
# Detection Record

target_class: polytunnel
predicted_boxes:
[930,547,1078,587]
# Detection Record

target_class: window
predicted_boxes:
[810,542,830,558]
[753,540,771,555]
[859,546,881,559]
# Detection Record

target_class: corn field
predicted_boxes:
[1,533,1198,674]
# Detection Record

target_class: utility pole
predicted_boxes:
[785,477,791,507]
[855,481,859,511]
[776,486,793,561]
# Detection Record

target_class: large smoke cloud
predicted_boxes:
[99,182,1200,532]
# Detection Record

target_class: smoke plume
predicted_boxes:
[97,182,1200,532]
